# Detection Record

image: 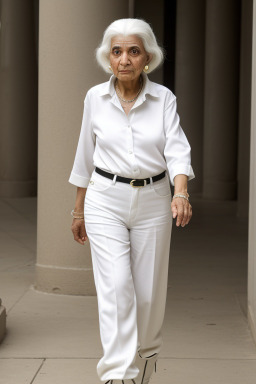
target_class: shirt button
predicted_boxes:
[128,150,133,154]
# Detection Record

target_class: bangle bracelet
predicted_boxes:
[71,209,84,219]
[172,194,189,201]
[71,209,84,215]
[174,192,189,198]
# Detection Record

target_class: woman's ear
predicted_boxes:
[146,53,153,64]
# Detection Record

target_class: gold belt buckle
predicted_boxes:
[130,179,144,188]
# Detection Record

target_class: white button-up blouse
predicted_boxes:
[69,72,195,188]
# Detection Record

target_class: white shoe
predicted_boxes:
[104,352,158,384]
[104,381,137,384]
[133,352,158,384]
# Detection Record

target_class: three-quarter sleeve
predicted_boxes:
[68,91,95,188]
[164,93,195,186]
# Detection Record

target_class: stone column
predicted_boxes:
[248,0,256,345]
[237,0,253,218]
[175,0,205,194]
[203,0,240,200]
[0,0,38,197]
[35,0,129,295]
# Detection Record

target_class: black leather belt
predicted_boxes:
[95,167,166,187]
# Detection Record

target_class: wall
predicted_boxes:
[248,0,256,344]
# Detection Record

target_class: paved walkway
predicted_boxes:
[0,196,256,384]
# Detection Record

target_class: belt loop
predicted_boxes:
[112,174,117,185]
[150,177,153,186]
[144,179,147,186]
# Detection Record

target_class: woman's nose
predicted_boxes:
[120,52,129,66]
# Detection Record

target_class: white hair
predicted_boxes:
[96,18,164,74]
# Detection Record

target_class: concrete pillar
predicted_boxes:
[248,0,256,345]
[0,299,6,343]
[0,0,38,197]
[203,0,240,200]
[35,0,129,295]
[175,0,205,194]
[237,0,253,218]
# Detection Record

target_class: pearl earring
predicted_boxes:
[143,65,149,72]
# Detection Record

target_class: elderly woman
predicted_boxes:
[69,18,195,384]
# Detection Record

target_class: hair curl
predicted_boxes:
[96,18,164,74]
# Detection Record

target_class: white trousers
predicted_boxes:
[84,169,173,382]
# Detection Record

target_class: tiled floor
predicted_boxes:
[0,196,256,383]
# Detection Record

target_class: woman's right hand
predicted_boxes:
[71,218,88,245]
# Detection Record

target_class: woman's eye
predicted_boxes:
[113,49,120,55]
[131,48,139,55]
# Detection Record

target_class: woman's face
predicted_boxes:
[109,35,151,83]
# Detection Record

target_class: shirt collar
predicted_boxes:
[99,72,160,98]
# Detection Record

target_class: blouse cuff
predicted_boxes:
[68,172,90,188]
[169,164,195,186]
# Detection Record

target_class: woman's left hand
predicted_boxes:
[171,197,192,227]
